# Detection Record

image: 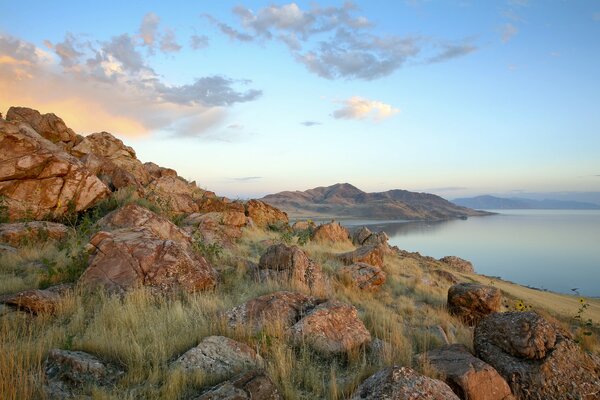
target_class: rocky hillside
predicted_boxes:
[261,183,491,220]
[1,107,599,400]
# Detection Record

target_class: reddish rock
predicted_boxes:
[311,221,350,243]
[194,370,282,400]
[338,244,386,269]
[291,220,315,232]
[184,211,247,246]
[197,195,246,214]
[439,256,475,274]
[245,200,289,229]
[6,107,77,148]
[447,283,501,326]
[338,262,386,291]
[0,284,72,314]
[0,221,70,246]
[144,176,204,214]
[352,226,389,247]
[143,162,177,180]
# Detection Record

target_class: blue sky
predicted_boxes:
[1,1,599,199]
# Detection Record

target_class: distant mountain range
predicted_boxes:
[261,183,491,220]
[452,195,600,210]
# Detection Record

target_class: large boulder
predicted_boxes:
[257,244,326,294]
[0,221,70,246]
[352,226,389,247]
[6,107,77,148]
[439,256,475,274]
[0,284,72,315]
[338,244,386,269]
[290,300,371,356]
[474,312,600,400]
[143,161,177,180]
[338,263,386,291]
[419,344,514,400]
[144,176,204,214]
[0,120,110,220]
[349,366,460,400]
[184,211,247,246]
[197,195,246,214]
[194,370,282,400]
[291,220,315,233]
[245,200,288,229]
[447,283,501,326]
[311,221,350,244]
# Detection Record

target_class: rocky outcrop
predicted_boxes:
[173,336,263,377]
[338,263,386,291]
[6,107,77,148]
[311,221,350,244]
[474,312,600,400]
[194,370,282,400]
[419,344,514,400]
[184,211,247,245]
[197,195,246,214]
[447,283,501,326]
[245,200,289,229]
[0,119,110,220]
[349,366,460,400]
[143,162,177,180]
[0,221,70,246]
[291,220,315,232]
[0,284,72,314]
[44,349,124,398]
[338,244,386,269]
[439,256,475,274]
[352,226,389,247]
[290,300,371,356]
[257,244,326,294]
[144,176,204,214]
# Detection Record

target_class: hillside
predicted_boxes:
[262,183,492,220]
[453,195,600,210]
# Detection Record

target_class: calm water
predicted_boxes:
[343,210,600,297]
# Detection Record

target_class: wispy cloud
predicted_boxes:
[231,176,263,182]
[190,34,209,50]
[300,121,321,127]
[332,96,399,121]
[501,23,518,43]
[427,42,477,63]
[593,12,600,22]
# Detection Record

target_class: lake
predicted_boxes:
[342,210,600,297]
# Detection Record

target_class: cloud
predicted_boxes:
[332,96,399,121]
[300,121,321,126]
[139,12,160,47]
[501,23,518,43]
[203,14,254,42]
[426,42,477,64]
[427,186,469,191]
[43,33,84,68]
[231,176,263,182]
[155,76,262,107]
[190,34,209,50]
[159,29,182,53]
[227,123,244,130]
[594,12,600,21]
[138,12,182,54]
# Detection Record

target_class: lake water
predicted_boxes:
[342,210,600,297]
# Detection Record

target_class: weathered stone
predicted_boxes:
[197,195,246,214]
[349,366,460,400]
[143,161,177,180]
[352,226,389,247]
[194,370,282,400]
[184,211,247,246]
[0,284,72,314]
[245,199,289,229]
[145,176,204,214]
[6,107,77,148]
[311,221,350,243]
[338,262,386,291]
[290,300,371,356]
[431,269,459,285]
[447,283,501,326]
[291,220,315,232]
[475,312,600,400]
[338,244,386,269]
[0,221,70,246]
[439,256,475,274]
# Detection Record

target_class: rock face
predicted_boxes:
[338,244,386,269]
[184,211,247,245]
[338,263,386,291]
[0,120,110,220]
[143,161,177,180]
[173,336,263,377]
[350,366,460,400]
[291,220,315,232]
[311,221,350,243]
[0,284,72,314]
[194,370,282,400]
[419,344,514,400]
[474,312,600,400]
[447,283,501,326]
[257,244,326,294]
[439,256,475,274]
[352,226,389,247]
[44,349,124,398]
[245,199,289,229]
[0,221,70,246]
[145,176,204,214]
[6,107,77,148]
[290,300,371,356]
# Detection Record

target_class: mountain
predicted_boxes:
[452,195,600,210]
[261,183,491,220]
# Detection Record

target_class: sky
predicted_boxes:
[1,1,599,199]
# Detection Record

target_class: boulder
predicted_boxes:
[439,256,475,274]
[447,283,501,326]
[474,312,600,400]
[338,244,385,269]
[194,370,282,400]
[311,221,350,244]
[172,336,263,377]
[291,220,315,232]
[80,229,217,294]
[144,176,204,214]
[6,107,77,148]
[0,221,70,246]
[197,195,246,214]
[257,244,326,294]
[418,344,514,400]
[245,200,289,229]
[184,211,247,245]
[431,269,459,285]
[352,226,389,247]
[290,300,371,356]
[349,366,460,400]
[0,120,110,220]
[338,262,386,291]
[0,284,72,314]
[143,161,177,180]
[224,291,320,333]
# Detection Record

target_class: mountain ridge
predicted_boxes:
[453,195,600,210]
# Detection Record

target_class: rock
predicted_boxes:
[145,176,204,214]
[0,221,70,246]
[257,244,326,294]
[197,195,246,214]
[44,349,123,398]
[184,211,248,245]
[173,336,263,377]
[349,366,460,400]
[439,256,475,274]
[474,312,600,400]
[193,370,282,400]
[311,221,350,243]
[80,229,217,294]
[6,107,77,148]
[418,344,514,400]
[447,283,501,326]
[224,291,320,333]
[143,161,177,180]
[0,284,72,314]
[291,220,315,232]
[338,244,386,269]
[352,226,389,247]
[431,269,459,285]
[338,262,386,291]
[0,243,17,253]
[290,300,371,356]
[245,200,289,229]
[0,120,110,220]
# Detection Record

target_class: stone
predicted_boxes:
[143,161,177,180]
[419,344,514,400]
[474,312,600,400]
[184,211,247,245]
[431,269,459,285]
[0,221,70,246]
[349,366,460,400]
[447,283,501,326]
[290,300,371,356]
[144,176,204,214]
[0,284,72,314]
[439,256,475,274]
[338,244,386,269]
[197,195,246,214]
[311,221,350,243]
[193,370,282,400]
[6,107,77,148]
[0,119,110,220]
[352,226,389,247]
[245,199,289,229]
[173,336,263,377]
[338,262,386,291]
[291,220,315,232]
